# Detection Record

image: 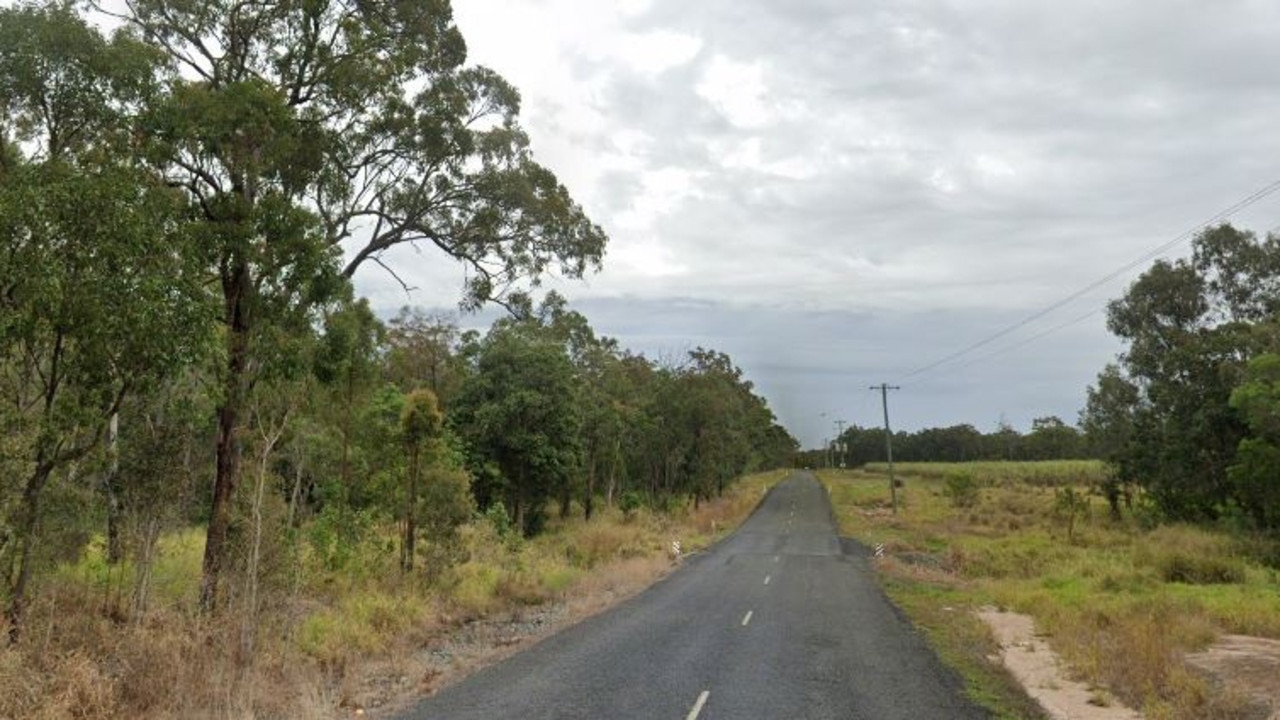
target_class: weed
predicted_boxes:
[944,471,981,508]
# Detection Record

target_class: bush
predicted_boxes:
[943,472,979,508]
[1137,525,1248,585]
[619,491,643,520]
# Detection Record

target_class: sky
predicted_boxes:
[350,0,1280,447]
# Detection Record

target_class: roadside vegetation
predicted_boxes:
[821,462,1280,720]
[0,3,797,718]
[0,469,783,718]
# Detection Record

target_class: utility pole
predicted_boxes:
[834,419,847,468]
[870,384,901,513]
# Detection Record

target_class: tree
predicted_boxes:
[385,307,462,404]
[400,388,442,571]
[0,4,208,641]
[1081,364,1141,518]
[453,326,582,536]
[1099,224,1278,523]
[314,295,384,493]
[1024,416,1084,461]
[1227,353,1280,529]
[99,0,607,611]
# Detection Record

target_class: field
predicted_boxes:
[820,462,1280,720]
[0,470,786,719]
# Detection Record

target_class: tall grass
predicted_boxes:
[865,459,1108,487]
[822,463,1280,720]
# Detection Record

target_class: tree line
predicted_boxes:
[805,415,1090,468]
[0,0,794,645]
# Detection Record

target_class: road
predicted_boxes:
[398,473,988,719]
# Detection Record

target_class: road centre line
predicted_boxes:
[686,690,710,720]
[742,610,753,626]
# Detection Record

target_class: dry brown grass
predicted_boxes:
[1,469,788,719]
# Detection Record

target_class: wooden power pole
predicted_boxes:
[870,384,901,513]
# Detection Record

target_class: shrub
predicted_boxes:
[619,491,643,521]
[1053,487,1090,543]
[1137,526,1248,585]
[943,471,979,508]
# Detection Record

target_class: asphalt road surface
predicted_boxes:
[398,473,988,719]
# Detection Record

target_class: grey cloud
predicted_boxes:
[357,0,1280,445]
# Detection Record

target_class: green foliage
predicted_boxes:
[0,3,210,633]
[307,506,378,574]
[482,503,520,550]
[1094,224,1280,527]
[943,472,980,508]
[828,420,1087,468]
[1226,353,1280,528]
[453,324,583,536]
[401,390,444,449]
[619,491,643,520]
[415,467,474,580]
[1052,488,1090,544]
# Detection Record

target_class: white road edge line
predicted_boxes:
[742,610,753,626]
[686,690,710,720]
[764,575,771,585]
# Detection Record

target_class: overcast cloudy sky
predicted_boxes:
[351,0,1280,447]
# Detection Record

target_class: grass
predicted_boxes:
[1,469,788,719]
[866,459,1108,487]
[821,464,1280,720]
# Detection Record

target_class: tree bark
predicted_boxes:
[200,261,251,614]
[402,446,418,572]
[584,453,596,521]
[5,459,54,645]
[104,411,124,564]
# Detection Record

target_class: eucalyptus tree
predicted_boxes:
[1099,224,1280,522]
[96,0,607,609]
[314,295,384,492]
[0,4,209,640]
[399,388,442,571]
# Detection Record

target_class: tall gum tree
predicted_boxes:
[0,4,209,641]
[99,0,608,611]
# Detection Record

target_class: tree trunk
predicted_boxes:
[6,459,54,645]
[402,446,418,572]
[558,485,571,519]
[605,437,620,508]
[200,262,251,614]
[584,453,596,521]
[512,469,525,538]
[132,514,160,625]
[104,411,124,564]
[341,370,352,492]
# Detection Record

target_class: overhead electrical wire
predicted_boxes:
[897,178,1280,382]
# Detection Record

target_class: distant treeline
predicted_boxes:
[798,415,1092,468]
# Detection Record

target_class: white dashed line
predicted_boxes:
[773,555,780,563]
[764,575,771,585]
[686,690,710,720]
[742,610,753,626]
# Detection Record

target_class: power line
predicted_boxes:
[898,178,1280,382]
[944,305,1107,377]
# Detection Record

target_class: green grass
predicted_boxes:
[821,463,1280,720]
[865,459,1108,487]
